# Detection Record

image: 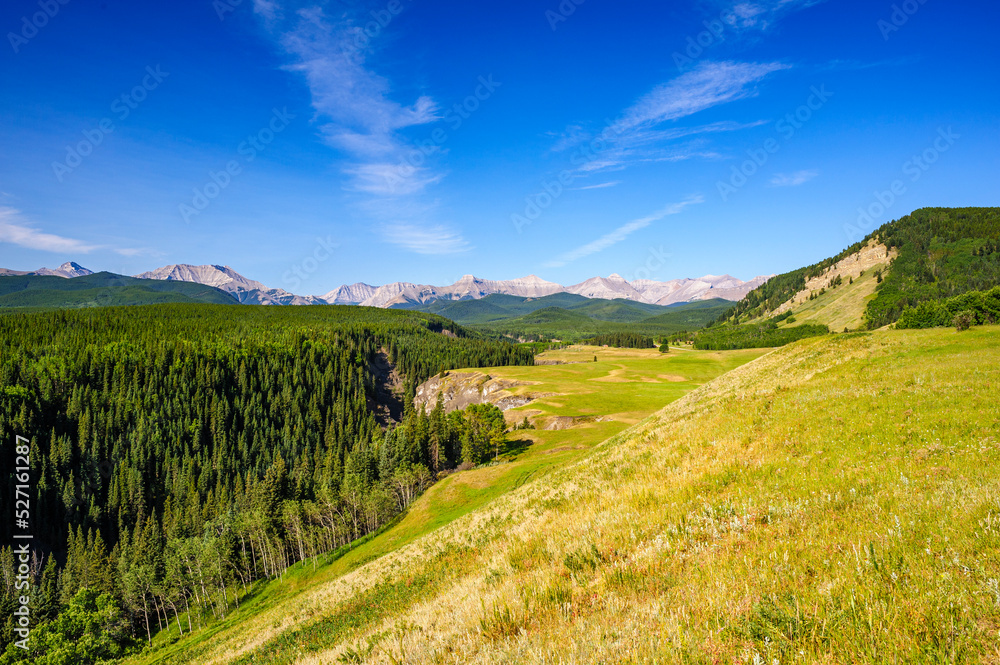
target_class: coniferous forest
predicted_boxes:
[0,305,532,660]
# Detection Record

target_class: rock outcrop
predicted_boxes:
[414,371,551,416]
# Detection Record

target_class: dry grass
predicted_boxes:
[133,328,1000,664]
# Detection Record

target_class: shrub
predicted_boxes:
[954,310,975,331]
[896,285,1000,330]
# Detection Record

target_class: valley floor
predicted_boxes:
[130,329,1000,663]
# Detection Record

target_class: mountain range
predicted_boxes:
[1,262,773,308]
[0,261,94,279]
[322,272,772,307]
[134,264,327,306]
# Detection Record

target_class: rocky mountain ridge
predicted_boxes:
[135,264,327,306]
[327,272,773,307]
[0,261,94,278]
[1,262,773,307]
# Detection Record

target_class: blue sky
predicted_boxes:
[1,0,997,294]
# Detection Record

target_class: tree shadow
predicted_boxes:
[501,437,533,461]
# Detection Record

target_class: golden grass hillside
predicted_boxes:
[150,328,1000,664]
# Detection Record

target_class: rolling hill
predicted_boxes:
[0,272,237,308]
[475,299,735,340]
[400,293,734,341]
[403,292,670,324]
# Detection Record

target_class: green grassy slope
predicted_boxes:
[128,326,1000,663]
[0,272,236,308]
[773,267,883,331]
[121,345,766,664]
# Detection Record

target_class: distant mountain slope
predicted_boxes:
[565,273,644,301]
[507,306,594,327]
[135,264,326,306]
[0,272,237,308]
[402,292,669,325]
[477,299,734,340]
[569,299,663,323]
[356,272,771,308]
[638,298,740,328]
[0,261,93,278]
[359,274,565,308]
[322,282,377,305]
[4,261,771,310]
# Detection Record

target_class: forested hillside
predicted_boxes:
[0,273,237,308]
[0,305,532,660]
[863,207,1000,327]
[719,207,1000,329]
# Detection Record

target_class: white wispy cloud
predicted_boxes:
[274,6,439,178]
[544,195,703,268]
[572,181,622,191]
[381,223,471,255]
[613,61,789,135]
[256,2,471,255]
[558,62,788,175]
[0,207,100,254]
[344,163,445,196]
[547,124,589,153]
[719,0,826,31]
[769,169,818,186]
[114,246,157,257]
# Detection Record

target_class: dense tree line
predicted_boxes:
[583,333,654,349]
[895,285,1000,330]
[0,304,530,661]
[674,322,829,350]
[863,207,1000,328]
